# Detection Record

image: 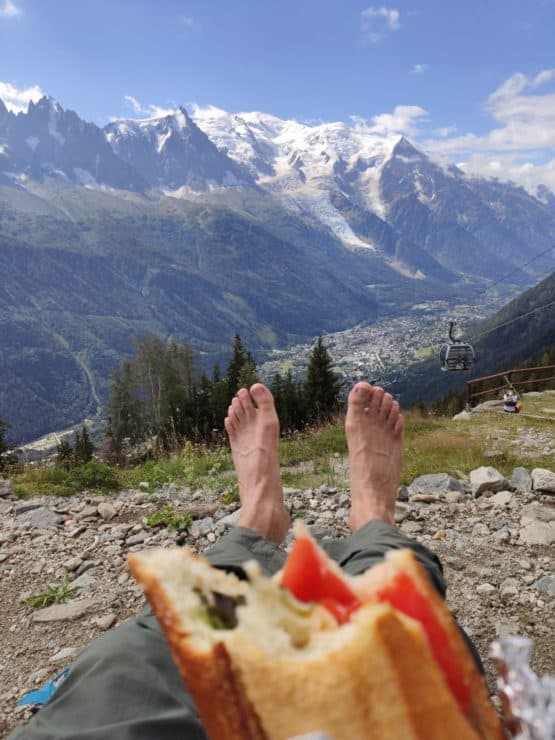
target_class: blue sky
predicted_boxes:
[1,0,554,189]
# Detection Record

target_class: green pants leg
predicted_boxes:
[10,522,457,740]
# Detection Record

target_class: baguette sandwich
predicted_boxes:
[128,524,505,740]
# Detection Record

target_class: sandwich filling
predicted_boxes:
[280,535,470,714]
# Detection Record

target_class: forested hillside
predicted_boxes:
[392,270,555,405]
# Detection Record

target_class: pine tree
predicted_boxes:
[227,334,255,398]
[304,337,341,424]
[74,426,94,464]
[56,439,74,470]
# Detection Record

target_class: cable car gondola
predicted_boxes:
[439,320,475,372]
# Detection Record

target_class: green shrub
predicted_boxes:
[221,484,239,505]
[13,461,119,497]
[145,506,193,533]
[72,461,119,491]
[23,579,73,611]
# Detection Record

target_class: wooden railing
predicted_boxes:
[466,365,555,406]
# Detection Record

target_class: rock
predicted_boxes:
[470,467,510,497]
[77,505,99,520]
[476,583,496,595]
[445,491,463,504]
[75,560,95,577]
[518,558,532,571]
[500,578,519,599]
[491,491,513,507]
[138,482,150,489]
[518,506,555,546]
[71,572,96,589]
[50,646,80,664]
[0,479,13,497]
[318,485,336,495]
[511,468,532,493]
[401,521,422,535]
[196,517,214,536]
[63,557,83,572]
[308,525,333,539]
[14,502,42,515]
[97,502,116,521]
[409,473,465,498]
[217,508,242,528]
[397,485,409,502]
[32,599,96,622]
[531,468,555,494]
[445,556,465,571]
[534,575,555,598]
[409,494,441,503]
[126,532,147,546]
[94,613,117,630]
[452,410,472,421]
[15,506,63,529]
[432,530,446,540]
[521,503,555,523]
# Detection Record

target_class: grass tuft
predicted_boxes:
[144,506,193,533]
[23,579,73,612]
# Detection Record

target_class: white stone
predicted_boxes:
[470,467,509,497]
[491,491,513,507]
[32,599,96,622]
[476,583,496,595]
[531,468,555,494]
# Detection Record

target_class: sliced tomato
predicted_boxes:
[281,537,470,714]
[281,537,360,624]
[376,572,470,713]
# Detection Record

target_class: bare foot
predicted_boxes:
[345,382,404,532]
[224,383,290,544]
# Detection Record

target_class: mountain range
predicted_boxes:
[1,95,554,442]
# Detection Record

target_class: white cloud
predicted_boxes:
[433,125,457,137]
[0,81,43,113]
[361,6,400,43]
[0,0,21,18]
[410,63,428,75]
[423,69,555,192]
[123,95,176,119]
[369,105,428,136]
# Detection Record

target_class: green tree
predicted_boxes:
[74,426,94,465]
[107,360,143,448]
[55,439,74,471]
[304,337,341,424]
[227,334,255,398]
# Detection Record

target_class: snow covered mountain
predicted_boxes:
[105,107,253,191]
[0,96,145,190]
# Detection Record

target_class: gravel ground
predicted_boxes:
[1,463,554,737]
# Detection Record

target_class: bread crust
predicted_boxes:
[128,551,265,739]
[353,550,505,740]
[129,546,505,740]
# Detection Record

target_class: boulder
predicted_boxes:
[218,508,242,528]
[531,468,555,494]
[491,491,513,507]
[511,467,532,492]
[519,504,555,545]
[97,502,116,521]
[409,473,466,498]
[470,467,510,497]
[32,599,96,622]
[534,575,555,598]
[16,506,63,529]
[452,410,472,421]
[0,479,13,497]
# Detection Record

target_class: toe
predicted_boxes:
[250,383,275,411]
[237,387,255,415]
[348,382,372,410]
[224,417,236,438]
[393,414,404,438]
[388,400,400,428]
[368,386,384,415]
[380,392,393,420]
[232,397,245,419]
